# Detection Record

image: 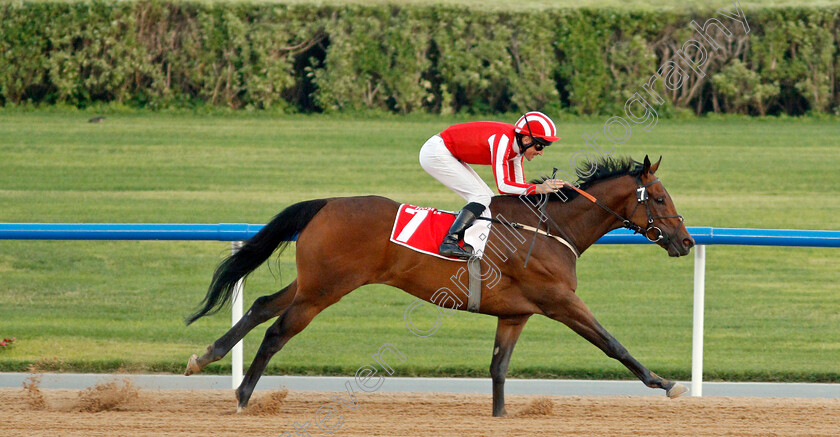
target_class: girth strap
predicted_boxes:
[467,257,482,312]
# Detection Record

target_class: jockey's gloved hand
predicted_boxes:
[547,179,571,189]
[534,183,558,194]
[535,179,569,194]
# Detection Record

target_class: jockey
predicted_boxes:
[419,111,566,259]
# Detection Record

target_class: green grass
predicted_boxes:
[0,110,838,382]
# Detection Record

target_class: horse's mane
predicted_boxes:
[509,156,644,201]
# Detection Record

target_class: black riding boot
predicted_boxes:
[439,202,485,259]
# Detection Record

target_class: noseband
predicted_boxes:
[621,176,683,243]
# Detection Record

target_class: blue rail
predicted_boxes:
[598,227,840,247]
[0,223,838,247]
[0,223,264,242]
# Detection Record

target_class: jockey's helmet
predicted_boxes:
[514,111,561,149]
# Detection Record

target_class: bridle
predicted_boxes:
[625,176,684,243]
[513,173,684,265]
[568,175,684,244]
[458,169,684,265]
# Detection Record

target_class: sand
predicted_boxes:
[2,384,839,436]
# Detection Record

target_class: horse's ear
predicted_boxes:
[650,156,662,174]
[642,155,651,173]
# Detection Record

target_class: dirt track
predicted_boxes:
[2,386,839,436]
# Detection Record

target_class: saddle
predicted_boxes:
[389,204,490,312]
[389,204,491,261]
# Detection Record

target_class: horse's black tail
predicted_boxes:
[185,199,329,325]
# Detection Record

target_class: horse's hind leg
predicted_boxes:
[546,290,687,398]
[185,281,297,375]
[235,292,329,411]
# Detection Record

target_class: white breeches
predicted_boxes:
[419,135,494,208]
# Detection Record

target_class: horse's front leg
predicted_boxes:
[544,290,688,398]
[490,316,529,417]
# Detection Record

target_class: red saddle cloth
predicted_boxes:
[389,204,467,261]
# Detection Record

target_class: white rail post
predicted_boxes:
[231,241,245,389]
[691,244,706,396]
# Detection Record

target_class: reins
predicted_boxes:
[441,173,684,264]
[519,168,581,265]
[565,175,684,244]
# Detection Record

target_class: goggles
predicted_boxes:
[528,136,552,152]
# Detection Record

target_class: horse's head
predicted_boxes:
[627,156,694,257]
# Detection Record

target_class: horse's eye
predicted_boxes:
[656,197,665,203]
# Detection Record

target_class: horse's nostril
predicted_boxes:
[683,238,694,248]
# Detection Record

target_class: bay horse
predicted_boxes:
[185,155,695,416]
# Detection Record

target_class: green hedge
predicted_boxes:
[1,1,838,115]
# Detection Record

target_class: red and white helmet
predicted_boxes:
[514,111,561,142]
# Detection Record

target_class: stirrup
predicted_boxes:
[439,234,473,259]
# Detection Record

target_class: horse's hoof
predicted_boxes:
[236,406,244,414]
[666,383,689,398]
[185,354,201,376]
